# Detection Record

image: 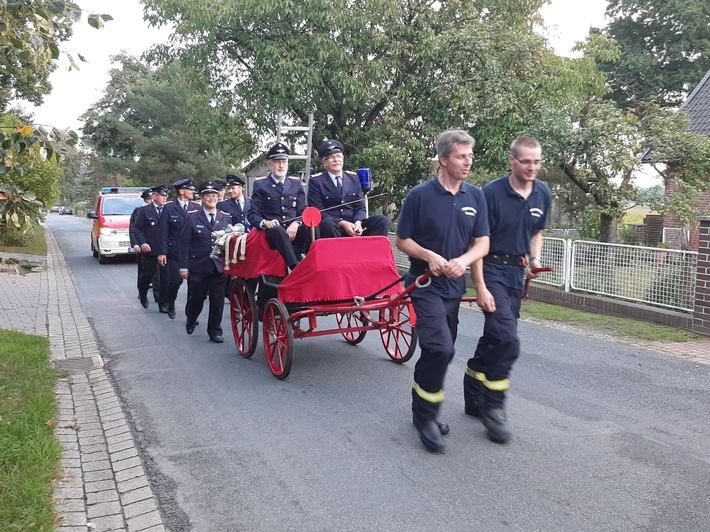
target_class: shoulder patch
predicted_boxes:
[187,209,199,214]
[254,176,267,181]
[311,172,324,178]
[344,170,357,176]
[288,175,301,180]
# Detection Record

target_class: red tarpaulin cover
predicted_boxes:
[223,229,287,278]
[278,236,403,303]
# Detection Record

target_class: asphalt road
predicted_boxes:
[49,215,710,532]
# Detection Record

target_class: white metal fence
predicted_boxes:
[388,234,698,312]
[540,239,697,312]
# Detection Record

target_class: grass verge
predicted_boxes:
[0,329,63,531]
[0,226,47,256]
[464,288,701,342]
[520,300,701,342]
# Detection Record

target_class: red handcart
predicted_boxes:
[223,230,423,379]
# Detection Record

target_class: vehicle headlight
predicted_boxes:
[99,227,118,236]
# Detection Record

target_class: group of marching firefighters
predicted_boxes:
[129,133,551,452]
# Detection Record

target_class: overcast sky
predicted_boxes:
[22,0,608,134]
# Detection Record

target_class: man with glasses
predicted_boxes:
[464,136,551,444]
[179,181,232,343]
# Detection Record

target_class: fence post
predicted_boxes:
[693,217,710,336]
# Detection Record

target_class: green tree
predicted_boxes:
[81,55,252,185]
[0,114,62,242]
[1,1,110,177]
[599,0,710,108]
[145,0,597,213]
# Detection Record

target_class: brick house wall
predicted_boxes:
[663,169,710,251]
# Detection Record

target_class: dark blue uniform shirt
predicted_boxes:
[308,170,366,223]
[247,174,305,229]
[483,175,552,290]
[397,177,489,298]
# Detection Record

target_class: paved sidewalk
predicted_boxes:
[0,228,165,532]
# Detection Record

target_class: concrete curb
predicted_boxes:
[0,227,165,532]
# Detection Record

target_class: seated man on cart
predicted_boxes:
[247,142,318,271]
[308,139,390,238]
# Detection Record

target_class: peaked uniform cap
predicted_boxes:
[317,139,344,159]
[267,143,290,160]
[151,185,169,196]
[226,174,246,186]
[172,178,195,191]
[198,181,221,195]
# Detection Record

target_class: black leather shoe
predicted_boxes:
[209,335,224,343]
[480,407,511,444]
[159,304,169,314]
[186,321,196,335]
[167,307,176,319]
[413,419,444,453]
[139,294,149,309]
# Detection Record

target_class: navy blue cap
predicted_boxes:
[141,189,153,200]
[317,139,344,159]
[267,143,290,160]
[172,178,195,191]
[198,181,220,195]
[150,185,169,196]
[226,174,245,186]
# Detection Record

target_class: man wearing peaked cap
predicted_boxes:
[157,178,200,319]
[179,180,232,342]
[308,139,391,238]
[218,174,251,230]
[247,142,317,270]
[130,189,156,300]
[132,185,170,311]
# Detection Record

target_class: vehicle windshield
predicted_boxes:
[101,196,145,216]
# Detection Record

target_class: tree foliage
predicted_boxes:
[145,0,604,212]
[81,55,253,186]
[599,0,710,108]
[0,114,62,239]
[0,0,112,110]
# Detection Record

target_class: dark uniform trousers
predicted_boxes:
[264,223,315,269]
[319,214,391,239]
[186,266,228,338]
[410,290,461,423]
[464,281,522,410]
[139,255,168,305]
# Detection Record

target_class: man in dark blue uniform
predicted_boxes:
[179,181,232,343]
[396,130,490,453]
[158,178,199,319]
[247,142,316,270]
[132,185,169,311]
[129,189,156,299]
[218,174,251,230]
[464,136,552,444]
[308,139,390,238]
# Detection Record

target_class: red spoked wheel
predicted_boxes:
[336,312,367,345]
[230,278,258,358]
[379,302,417,363]
[262,299,293,379]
